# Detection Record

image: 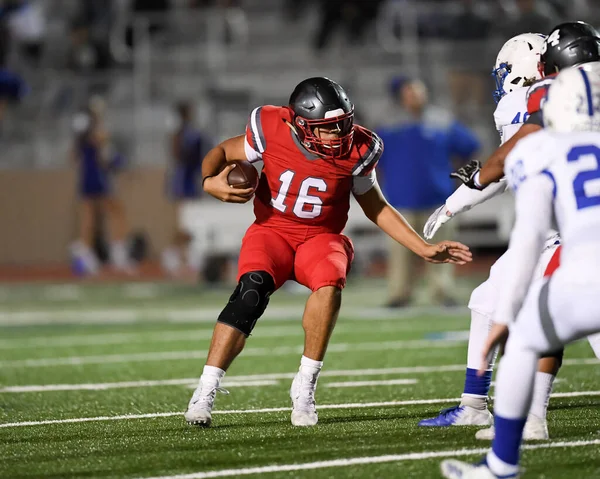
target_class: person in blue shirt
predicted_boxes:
[162,101,213,277]
[377,77,480,308]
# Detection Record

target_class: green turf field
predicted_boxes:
[0,282,599,478]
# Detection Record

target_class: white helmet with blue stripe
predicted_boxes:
[543,63,600,132]
[492,33,547,103]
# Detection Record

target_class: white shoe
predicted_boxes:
[70,241,100,275]
[475,414,549,441]
[184,382,229,427]
[290,373,318,427]
[441,460,520,479]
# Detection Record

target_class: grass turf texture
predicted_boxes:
[0,282,599,478]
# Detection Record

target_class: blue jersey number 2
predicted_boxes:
[568,145,600,210]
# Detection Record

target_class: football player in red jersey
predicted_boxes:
[184,77,473,427]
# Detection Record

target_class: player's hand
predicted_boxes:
[203,164,255,204]
[450,160,483,190]
[423,205,454,240]
[420,241,472,265]
[479,322,509,376]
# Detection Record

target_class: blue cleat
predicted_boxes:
[418,405,493,427]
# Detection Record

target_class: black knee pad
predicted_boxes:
[541,348,564,368]
[217,271,275,336]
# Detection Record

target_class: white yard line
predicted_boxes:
[1,359,596,393]
[0,326,302,350]
[0,398,462,428]
[0,305,467,327]
[0,379,278,393]
[2,391,600,428]
[324,379,418,388]
[0,324,464,350]
[0,339,467,368]
[138,440,600,479]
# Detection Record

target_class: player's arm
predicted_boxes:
[354,180,472,265]
[478,122,542,186]
[423,181,509,239]
[201,135,255,203]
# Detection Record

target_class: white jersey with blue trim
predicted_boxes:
[494,87,529,145]
[506,129,600,255]
[496,129,600,324]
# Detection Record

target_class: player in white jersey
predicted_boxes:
[441,63,600,479]
[419,34,560,439]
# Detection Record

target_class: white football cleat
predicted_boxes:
[290,372,318,427]
[184,382,229,427]
[441,460,520,479]
[475,414,549,441]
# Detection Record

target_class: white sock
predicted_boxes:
[487,451,520,477]
[587,333,600,359]
[161,247,181,273]
[461,395,488,410]
[466,309,496,370]
[200,365,225,387]
[186,245,205,271]
[299,355,323,381]
[529,372,555,420]
[110,241,129,267]
[494,344,537,419]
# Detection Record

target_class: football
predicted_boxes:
[225,160,259,190]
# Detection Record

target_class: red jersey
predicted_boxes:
[526,75,557,114]
[244,105,383,237]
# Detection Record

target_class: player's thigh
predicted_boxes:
[511,275,600,354]
[238,225,295,290]
[468,248,516,315]
[294,234,354,291]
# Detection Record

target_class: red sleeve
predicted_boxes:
[351,127,384,177]
[245,105,283,155]
[526,76,556,114]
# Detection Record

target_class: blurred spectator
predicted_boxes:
[70,96,132,275]
[161,101,213,277]
[4,0,46,66]
[494,0,558,39]
[125,0,171,48]
[0,7,27,131]
[313,0,384,52]
[446,0,491,122]
[377,77,480,308]
[69,0,114,71]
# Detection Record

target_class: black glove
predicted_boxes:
[450,160,483,190]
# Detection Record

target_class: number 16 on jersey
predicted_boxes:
[271,170,327,219]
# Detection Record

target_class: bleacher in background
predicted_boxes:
[1,0,547,262]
